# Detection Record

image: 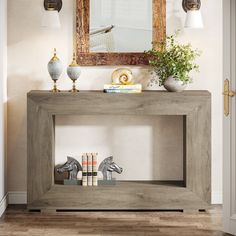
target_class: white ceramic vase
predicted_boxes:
[48,49,63,81]
[67,53,81,92]
[163,76,187,92]
[48,48,63,92]
[67,66,81,81]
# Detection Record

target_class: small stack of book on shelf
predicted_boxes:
[82,154,87,186]
[82,153,98,186]
[104,84,142,93]
[92,153,98,186]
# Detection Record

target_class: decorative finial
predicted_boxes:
[51,48,59,61]
[69,52,79,67]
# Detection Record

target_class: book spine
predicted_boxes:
[87,153,93,186]
[92,153,98,186]
[104,89,142,93]
[82,154,87,186]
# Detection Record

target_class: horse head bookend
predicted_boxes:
[98,156,123,181]
[57,156,82,180]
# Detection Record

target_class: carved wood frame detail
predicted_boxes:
[76,0,166,66]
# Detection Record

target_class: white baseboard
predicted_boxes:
[212,191,222,204]
[8,191,27,204]
[0,193,8,217]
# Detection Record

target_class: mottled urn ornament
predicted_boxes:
[67,53,81,92]
[48,48,63,93]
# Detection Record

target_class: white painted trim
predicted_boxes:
[0,194,8,217]
[8,192,27,205]
[212,191,223,204]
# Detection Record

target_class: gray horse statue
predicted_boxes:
[98,156,123,180]
[57,156,82,180]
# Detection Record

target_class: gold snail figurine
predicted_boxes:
[111,68,133,85]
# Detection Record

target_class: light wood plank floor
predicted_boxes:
[0,205,231,236]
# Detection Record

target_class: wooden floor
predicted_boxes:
[0,205,230,236]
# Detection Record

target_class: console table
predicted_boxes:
[27,91,211,212]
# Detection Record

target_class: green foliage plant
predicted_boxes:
[146,32,201,86]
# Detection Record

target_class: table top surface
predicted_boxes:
[28,90,211,96]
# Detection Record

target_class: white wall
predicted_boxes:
[7,0,223,203]
[0,0,7,215]
[56,115,184,181]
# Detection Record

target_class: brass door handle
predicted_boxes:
[229,91,236,97]
[224,79,235,116]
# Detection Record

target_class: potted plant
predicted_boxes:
[146,33,201,92]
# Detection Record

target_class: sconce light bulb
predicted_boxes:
[190,3,198,10]
[47,7,56,11]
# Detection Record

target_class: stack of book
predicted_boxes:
[82,153,98,186]
[104,84,142,93]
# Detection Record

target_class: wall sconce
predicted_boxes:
[182,0,204,29]
[41,0,62,29]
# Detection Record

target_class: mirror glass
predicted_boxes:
[90,0,153,53]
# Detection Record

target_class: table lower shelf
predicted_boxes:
[27,181,210,211]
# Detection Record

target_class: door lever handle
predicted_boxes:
[224,79,235,116]
[228,91,235,97]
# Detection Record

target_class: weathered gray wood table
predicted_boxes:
[27,90,211,212]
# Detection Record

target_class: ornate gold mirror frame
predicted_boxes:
[76,0,166,66]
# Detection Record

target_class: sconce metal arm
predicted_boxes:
[182,0,201,12]
[44,0,62,12]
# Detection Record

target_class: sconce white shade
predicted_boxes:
[41,9,61,29]
[184,10,204,29]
